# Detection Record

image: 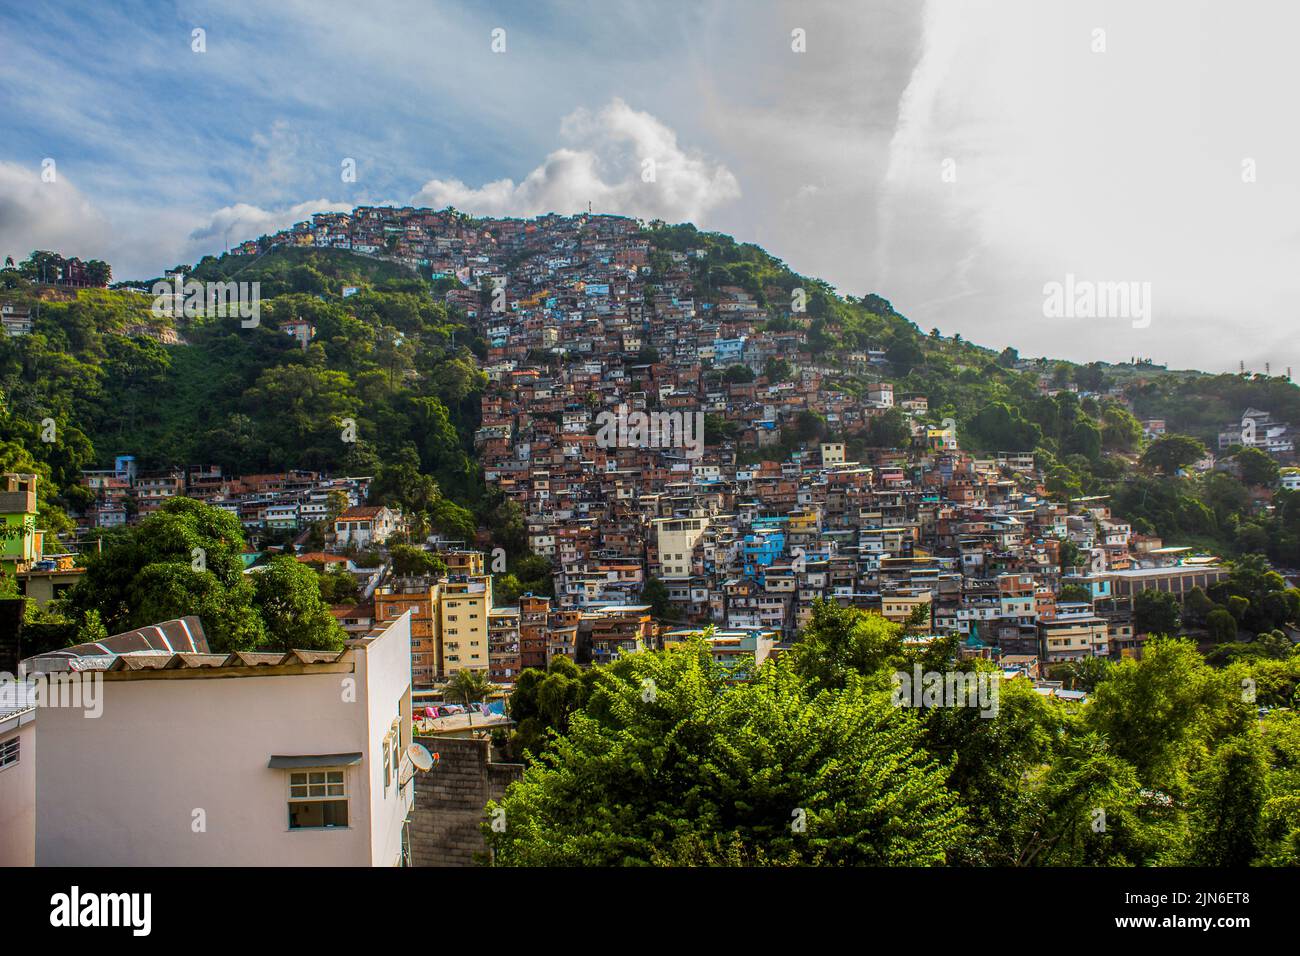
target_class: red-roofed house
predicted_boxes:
[331,506,400,549]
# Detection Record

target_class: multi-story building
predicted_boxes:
[487,607,521,682]
[1039,605,1110,662]
[333,505,401,549]
[0,678,35,865]
[437,574,492,675]
[375,579,440,688]
[518,594,550,670]
[589,605,654,666]
[0,473,40,577]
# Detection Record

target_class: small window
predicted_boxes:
[0,736,18,771]
[288,770,348,829]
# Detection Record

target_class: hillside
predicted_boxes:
[2,213,1300,570]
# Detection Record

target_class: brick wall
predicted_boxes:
[408,735,523,866]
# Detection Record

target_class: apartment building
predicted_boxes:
[487,607,521,682]
[653,514,710,579]
[1039,606,1110,662]
[0,473,39,576]
[437,574,492,675]
[375,579,440,688]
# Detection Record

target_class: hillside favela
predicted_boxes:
[1,5,1297,923]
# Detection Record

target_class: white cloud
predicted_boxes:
[0,161,113,264]
[412,98,740,223]
[186,199,352,253]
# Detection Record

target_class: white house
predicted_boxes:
[29,613,418,866]
[333,505,401,549]
[0,681,36,865]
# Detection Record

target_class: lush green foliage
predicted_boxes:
[60,498,344,652]
[491,603,1300,867]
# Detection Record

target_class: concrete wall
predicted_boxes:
[361,613,413,867]
[408,735,521,866]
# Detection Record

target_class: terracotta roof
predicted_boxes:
[338,506,384,520]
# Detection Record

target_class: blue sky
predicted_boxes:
[2,0,1298,375]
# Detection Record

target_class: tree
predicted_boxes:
[1140,434,1208,475]
[1023,732,1183,866]
[1182,586,1215,628]
[67,497,266,651]
[1236,446,1279,488]
[1063,419,1102,461]
[316,566,359,604]
[1134,589,1181,637]
[763,356,793,382]
[794,409,826,443]
[1057,538,1085,572]
[864,407,911,448]
[447,667,495,723]
[641,576,670,620]
[1101,406,1142,452]
[1186,735,1268,865]
[903,602,932,635]
[722,364,754,384]
[886,339,925,376]
[1206,608,1238,643]
[1084,637,1242,794]
[389,544,447,578]
[1060,655,1114,692]
[251,555,346,652]
[507,656,593,758]
[966,402,1041,452]
[486,642,967,866]
[920,670,1065,865]
[787,600,904,693]
[1058,583,1092,604]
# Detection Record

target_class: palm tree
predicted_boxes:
[446,668,495,725]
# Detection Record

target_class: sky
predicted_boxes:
[1,0,1297,375]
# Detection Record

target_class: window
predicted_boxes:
[288,770,349,829]
[0,736,18,771]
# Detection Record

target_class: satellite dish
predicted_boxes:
[408,743,435,772]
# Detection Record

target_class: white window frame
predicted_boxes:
[0,736,18,771]
[287,768,349,830]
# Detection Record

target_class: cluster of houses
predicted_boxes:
[46,208,1252,688]
[16,208,1291,708]
[1217,407,1296,459]
[73,455,388,540]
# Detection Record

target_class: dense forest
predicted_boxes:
[0,247,523,543]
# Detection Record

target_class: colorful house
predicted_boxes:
[0,473,40,577]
